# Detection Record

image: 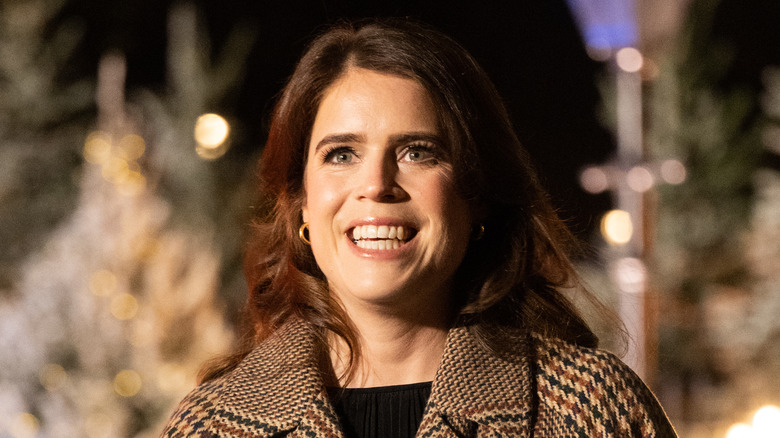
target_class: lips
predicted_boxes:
[349,224,417,250]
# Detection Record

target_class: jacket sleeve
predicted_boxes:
[160,378,224,438]
[534,336,678,437]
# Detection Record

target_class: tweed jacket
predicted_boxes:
[161,319,676,437]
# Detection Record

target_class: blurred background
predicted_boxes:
[1,0,778,436]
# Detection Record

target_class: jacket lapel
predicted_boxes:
[216,319,344,438]
[418,326,534,437]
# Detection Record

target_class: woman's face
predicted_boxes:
[302,67,472,311]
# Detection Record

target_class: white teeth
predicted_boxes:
[352,225,409,246]
[356,239,401,250]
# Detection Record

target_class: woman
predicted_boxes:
[162,18,676,437]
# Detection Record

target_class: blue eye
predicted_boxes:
[402,144,438,163]
[324,147,355,164]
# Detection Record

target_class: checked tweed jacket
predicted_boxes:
[161,319,676,437]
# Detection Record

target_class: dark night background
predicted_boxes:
[56,0,780,238]
[5,2,780,434]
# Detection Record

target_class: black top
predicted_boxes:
[328,382,432,438]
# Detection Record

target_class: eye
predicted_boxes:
[401,143,439,164]
[323,146,356,164]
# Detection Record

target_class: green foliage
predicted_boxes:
[647,0,762,295]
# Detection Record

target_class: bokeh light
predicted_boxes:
[117,134,146,160]
[727,423,755,438]
[115,171,147,197]
[660,159,687,185]
[194,113,230,160]
[83,131,113,164]
[83,131,147,196]
[601,209,633,245]
[616,47,643,73]
[626,165,654,192]
[613,257,646,294]
[113,369,142,397]
[580,166,610,194]
[753,405,780,436]
[110,293,139,320]
[39,363,68,391]
[725,405,780,438]
[10,413,39,438]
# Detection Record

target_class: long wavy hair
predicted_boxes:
[201,18,602,383]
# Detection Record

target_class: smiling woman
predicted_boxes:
[161,18,677,438]
[303,68,471,329]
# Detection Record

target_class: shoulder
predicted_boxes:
[533,334,643,391]
[531,334,677,437]
[158,319,324,437]
[160,375,228,437]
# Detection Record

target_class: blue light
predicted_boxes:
[566,0,638,50]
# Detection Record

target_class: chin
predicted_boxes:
[337,276,448,310]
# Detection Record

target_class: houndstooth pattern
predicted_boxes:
[160,319,676,437]
[532,336,676,437]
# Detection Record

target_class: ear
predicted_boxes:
[302,205,309,224]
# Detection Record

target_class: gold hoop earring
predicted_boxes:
[298,222,311,245]
[473,224,485,241]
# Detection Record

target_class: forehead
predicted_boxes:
[310,67,439,141]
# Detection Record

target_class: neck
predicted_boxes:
[329,297,451,388]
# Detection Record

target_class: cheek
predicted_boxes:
[303,174,344,230]
[416,174,468,218]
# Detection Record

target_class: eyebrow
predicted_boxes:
[387,132,443,148]
[313,131,443,151]
[313,133,366,152]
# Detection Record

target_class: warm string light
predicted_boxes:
[581,160,687,248]
[113,369,142,397]
[83,131,147,196]
[39,363,68,391]
[88,269,140,321]
[84,269,145,406]
[9,413,39,438]
[579,159,687,195]
[726,405,780,438]
[601,209,633,245]
[194,113,231,159]
[110,293,139,320]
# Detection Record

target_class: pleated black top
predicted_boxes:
[328,382,432,438]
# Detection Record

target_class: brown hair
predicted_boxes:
[201,18,600,383]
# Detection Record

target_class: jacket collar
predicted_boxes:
[424,324,535,436]
[219,319,340,435]
[218,318,534,437]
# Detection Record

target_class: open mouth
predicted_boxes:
[350,225,417,250]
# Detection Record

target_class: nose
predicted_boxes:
[356,154,407,202]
